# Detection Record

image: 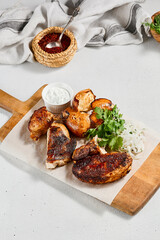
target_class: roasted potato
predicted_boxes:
[91,98,112,110]
[63,110,90,137]
[90,112,103,128]
[90,98,113,128]
[72,89,96,112]
[62,107,74,119]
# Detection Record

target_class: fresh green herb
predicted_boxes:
[87,105,125,151]
[144,14,160,34]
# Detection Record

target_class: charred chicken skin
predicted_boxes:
[72,137,106,161]
[72,89,96,112]
[28,106,54,141]
[62,108,91,137]
[72,152,132,184]
[46,123,76,169]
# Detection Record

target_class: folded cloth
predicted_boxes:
[0,0,150,64]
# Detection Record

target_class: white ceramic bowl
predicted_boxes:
[42,82,74,113]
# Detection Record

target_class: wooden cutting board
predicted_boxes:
[0,85,160,215]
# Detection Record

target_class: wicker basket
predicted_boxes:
[32,27,77,68]
[150,11,160,43]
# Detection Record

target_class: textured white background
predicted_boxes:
[0,1,160,240]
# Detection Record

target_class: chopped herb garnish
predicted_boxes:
[144,14,160,34]
[87,105,125,151]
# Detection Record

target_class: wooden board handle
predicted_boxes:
[0,89,25,142]
[111,143,160,215]
[0,89,23,113]
[0,85,47,142]
[0,112,23,142]
[24,84,47,112]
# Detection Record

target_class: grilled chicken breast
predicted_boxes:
[28,107,53,141]
[46,122,76,169]
[72,152,132,184]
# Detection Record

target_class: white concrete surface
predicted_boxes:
[0,1,160,240]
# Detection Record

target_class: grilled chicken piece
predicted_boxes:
[28,106,54,141]
[62,108,91,137]
[72,89,96,112]
[46,123,76,169]
[72,152,132,184]
[72,137,106,160]
[90,98,113,128]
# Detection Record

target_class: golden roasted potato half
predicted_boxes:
[72,89,96,112]
[91,98,112,110]
[63,110,91,137]
[90,112,103,128]
[90,98,113,128]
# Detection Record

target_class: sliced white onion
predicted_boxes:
[120,120,145,158]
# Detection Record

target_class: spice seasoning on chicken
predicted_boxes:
[38,32,71,54]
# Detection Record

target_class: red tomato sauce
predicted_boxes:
[38,32,71,54]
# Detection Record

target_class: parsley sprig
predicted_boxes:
[144,14,160,34]
[87,105,125,151]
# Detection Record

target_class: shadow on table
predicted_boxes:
[13,61,62,74]
[140,35,160,54]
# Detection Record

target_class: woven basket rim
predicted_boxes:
[32,26,76,59]
[151,11,160,21]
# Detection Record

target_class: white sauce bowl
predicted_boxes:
[42,82,74,113]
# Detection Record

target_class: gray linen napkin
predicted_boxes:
[0,0,150,64]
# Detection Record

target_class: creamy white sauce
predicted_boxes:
[45,87,70,105]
